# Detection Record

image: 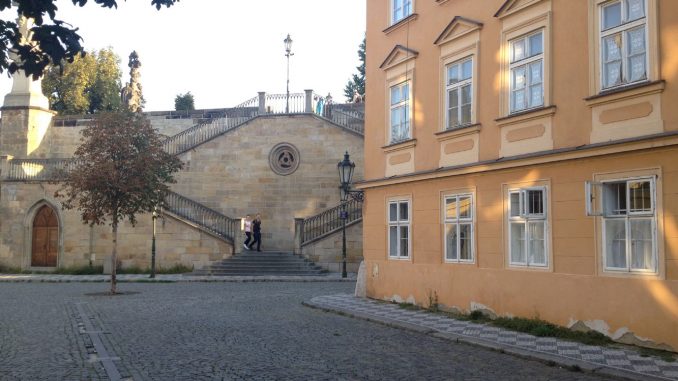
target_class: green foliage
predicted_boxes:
[0,1,178,79]
[469,310,486,321]
[492,317,613,346]
[0,264,29,274]
[52,265,103,275]
[426,290,439,313]
[43,48,122,115]
[118,264,193,275]
[174,92,195,112]
[344,36,366,101]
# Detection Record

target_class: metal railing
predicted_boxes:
[162,191,239,243]
[161,109,258,155]
[2,158,79,181]
[301,198,363,245]
[263,92,306,114]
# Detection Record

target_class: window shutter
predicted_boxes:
[585,181,603,216]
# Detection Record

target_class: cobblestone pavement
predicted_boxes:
[307,294,678,381]
[0,282,607,380]
[0,273,356,283]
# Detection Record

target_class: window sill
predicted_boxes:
[506,264,552,272]
[444,260,476,265]
[436,0,451,4]
[388,256,411,261]
[600,269,662,280]
[496,105,557,127]
[382,138,417,153]
[435,124,481,141]
[584,80,665,107]
[383,14,418,35]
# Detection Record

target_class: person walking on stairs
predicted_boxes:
[243,214,253,250]
[249,214,262,252]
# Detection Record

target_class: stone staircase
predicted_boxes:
[193,250,326,276]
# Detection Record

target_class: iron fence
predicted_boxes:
[163,191,238,242]
[301,198,363,245]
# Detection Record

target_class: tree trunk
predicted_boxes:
[110,222,118,294]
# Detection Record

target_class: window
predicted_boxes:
[586,178,656,273]
[444,194,473,263]
[390,81,411,143]
[600,0,647,89]
[508,187,548,267]
[392,0,413,24]
[445,57,473,129]
[388,200,410,259]
[509,30,544,113]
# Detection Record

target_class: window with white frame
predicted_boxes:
[444,194,474,263]
[446,57,473,129]
[509,30,544,113]
[600,0,647,90]
[390,81,410,143]
[508,187,548,267]
[586,178,656,273]
[388,199,410,259]
[391,0,413,24]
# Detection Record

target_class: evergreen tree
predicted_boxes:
[344,37,366,102]
[174,92,195,112]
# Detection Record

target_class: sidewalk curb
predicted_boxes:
[0,275,357,283]
[303,299,670,381]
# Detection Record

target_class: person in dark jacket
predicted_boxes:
[249,214,262,252]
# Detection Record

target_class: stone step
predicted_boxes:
[206,265,322,271]
[198,251,325,276]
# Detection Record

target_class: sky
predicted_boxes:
[0,0,367,111]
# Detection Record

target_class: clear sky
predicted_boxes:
[0,0,367,111]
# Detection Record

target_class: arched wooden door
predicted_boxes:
[31,205,59,267]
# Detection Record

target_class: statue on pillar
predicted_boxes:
[121,51,144,112]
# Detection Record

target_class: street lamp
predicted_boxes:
[337,152,363,279]
[284,34,294,114]
[150,206,158,279]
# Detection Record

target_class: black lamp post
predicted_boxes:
[150,206,157,279]
[338,152,362,279]
[284,34,294,114]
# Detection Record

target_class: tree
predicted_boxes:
[174,92,195,112]
[344,36,366,102]
[42,48,122,115]
[0,0,178,80]
[55,112,183,294]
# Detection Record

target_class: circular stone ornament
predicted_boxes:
[269,143,300,176]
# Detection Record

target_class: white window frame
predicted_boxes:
[388,199,411,259]
[508,187,548,268]
[445,57,473,130]
[391,0,413,25]
[599,0,649,90]
[443,193,474,263]
[389,80,411,144]
[509,29,544,114]
[586,177,657,274]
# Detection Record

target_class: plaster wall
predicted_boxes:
[363,147,678,350]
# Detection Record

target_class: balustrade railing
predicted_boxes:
[162,191,239,242]
[263,93,306,114]
[300,198,363,245]
[2,158,79,181]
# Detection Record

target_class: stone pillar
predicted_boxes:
[304,89,313,113]
[258,92,266,115]
[294,218,304,255]
[234,217,245,255]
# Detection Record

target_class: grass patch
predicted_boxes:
[639,347,677,363]
[491,317,613,346]
[118,264,193,275]
[0,264,31,274]
[397,302,421,311]
[52,265,104,275]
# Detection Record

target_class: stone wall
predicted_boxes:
[0,182,232,270]
[171,114,365,252]
[300,221,363,272]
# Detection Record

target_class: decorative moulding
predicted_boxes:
[379,45,419,71]
[494,0,546,18]
[382,138,417,153]
[434,16,483,46]
[495,105,556,127]
[382,13,418,34]
[435,124,481,142]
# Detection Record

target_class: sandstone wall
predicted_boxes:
[171,114,365,252]
[0,182,232,271]
[300,221,363,272]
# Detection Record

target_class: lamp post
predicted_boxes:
[338,151,363,279]
[284,34,294,114]
[150,207,157,279]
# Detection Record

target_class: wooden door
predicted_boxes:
[31,205,58,267]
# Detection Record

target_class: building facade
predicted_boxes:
[363,0,678,350]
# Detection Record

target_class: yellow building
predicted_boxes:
[362,0,678,351]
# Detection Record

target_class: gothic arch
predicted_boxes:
[24,199,64,269]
